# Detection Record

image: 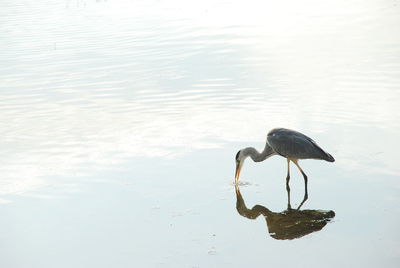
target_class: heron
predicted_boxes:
[235,128,334,198]
[235,184,335,240]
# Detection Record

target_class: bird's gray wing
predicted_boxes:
[267,128,332,160]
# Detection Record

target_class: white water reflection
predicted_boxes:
[1,1,400,267]
[1,0,400,197]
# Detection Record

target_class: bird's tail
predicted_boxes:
[325,153,335,162]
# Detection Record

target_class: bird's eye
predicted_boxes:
[235,151,240,161]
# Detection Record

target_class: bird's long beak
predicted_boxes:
[235,162,242,183]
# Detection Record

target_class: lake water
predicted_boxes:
[1,0,399,267]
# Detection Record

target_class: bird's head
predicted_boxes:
[235,150,246,183]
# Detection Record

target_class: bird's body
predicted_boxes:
[267,128,334,162]
[235,128,335,197]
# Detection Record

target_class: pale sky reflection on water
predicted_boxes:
[0,0,400,267]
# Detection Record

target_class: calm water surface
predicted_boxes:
[1,0,399,267]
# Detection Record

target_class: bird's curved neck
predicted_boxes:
[236,187,272,219]
[243,143,275,162]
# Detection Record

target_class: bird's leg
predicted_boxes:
[286,158,291,210]
[293,160,308,209]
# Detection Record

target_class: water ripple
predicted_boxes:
[0,0,399,196]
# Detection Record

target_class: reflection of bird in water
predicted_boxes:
[235,185,335,240]
[235,128,335,201]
